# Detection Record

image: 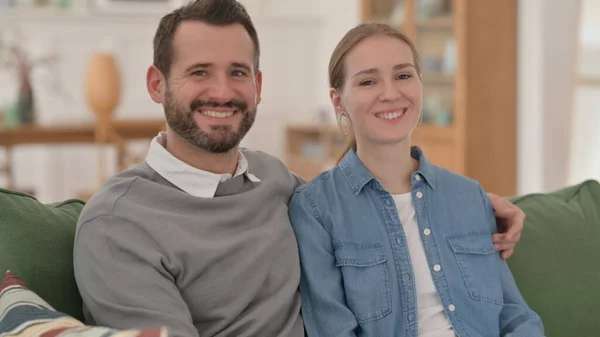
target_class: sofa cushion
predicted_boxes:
[508,179,600,337]
[0,188,84,321]
[0,271,170,336]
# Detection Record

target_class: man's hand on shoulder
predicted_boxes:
[487,192,525,260]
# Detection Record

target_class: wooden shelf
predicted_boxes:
[0,120,164,146]
[286,124,339,134]
[417,15,453,30]
[413,124,455,141]
[423,73,454,85]
[285,125,341,181]
[0,120,165,146]
[0,119,165,190]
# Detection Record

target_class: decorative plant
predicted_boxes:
[0,27,61,125]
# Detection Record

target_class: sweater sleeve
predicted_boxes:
[74,214,198,337]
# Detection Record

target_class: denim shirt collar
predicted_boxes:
[338,146,436,195]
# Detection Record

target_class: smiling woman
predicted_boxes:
[287,21,545,337]
[329,25,422,163]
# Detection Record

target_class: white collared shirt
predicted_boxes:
[146,132,260,198]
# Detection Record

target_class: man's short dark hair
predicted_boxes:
[153,0,260,79]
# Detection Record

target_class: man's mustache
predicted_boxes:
[190,99,248,113]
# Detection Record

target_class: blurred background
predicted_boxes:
[0,0,598,203]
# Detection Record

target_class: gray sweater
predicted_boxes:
[73,149,305,337]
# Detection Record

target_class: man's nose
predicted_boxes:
[206,75,236,102]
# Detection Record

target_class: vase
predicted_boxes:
[84,52,122,128]
[16,74,35,125]
[84,52,122,187]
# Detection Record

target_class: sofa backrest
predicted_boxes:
[508,179,600,337]
[0,188,85,321]
[1,179,598,334]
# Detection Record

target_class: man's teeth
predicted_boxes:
[201,110,235,118]
[376,110,404,120]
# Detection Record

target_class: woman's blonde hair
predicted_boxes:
[329,23,421,163]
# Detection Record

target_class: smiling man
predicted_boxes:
[72,1,525,337]
[74,2,303,337]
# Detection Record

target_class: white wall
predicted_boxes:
[0,0,361,202]
[568,0,600,186]
[517,0,581,194]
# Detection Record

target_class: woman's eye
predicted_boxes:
[360,80,375,86]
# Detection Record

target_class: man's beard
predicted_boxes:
[164,89,256,153]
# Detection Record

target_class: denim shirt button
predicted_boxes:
[448,304,456,312]
[416,191,423,199]
[415,174,421,181]
[408,314,415,322]
[424,228,431,236]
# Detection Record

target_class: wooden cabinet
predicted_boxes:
[285,125,346,181]
[364,0,517,196]
[286,0,517,196]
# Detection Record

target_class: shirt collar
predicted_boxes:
[339,145,436,195]
[146,132,260,198]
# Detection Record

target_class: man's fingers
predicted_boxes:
[487,192,524,260]
[504,214,525,240]
[493,233,520,244]
[488,192,513,210]
[494,206,518,217]
[500,249,514,260]
[488,192,523,218]
[496,231,522,242]
[494,242,515,252]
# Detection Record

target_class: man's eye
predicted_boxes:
[397,74,411,80]
[232,70,247,77]
[192,70,206,76]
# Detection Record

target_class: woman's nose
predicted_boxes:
[379,81,402,102]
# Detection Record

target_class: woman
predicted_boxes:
[288,23,544,337]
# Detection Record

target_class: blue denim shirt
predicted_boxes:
[288,147,544,337]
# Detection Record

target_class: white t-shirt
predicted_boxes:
[392,193,456,337]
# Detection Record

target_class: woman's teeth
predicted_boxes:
[376,110,404,120]
[201,110,235,118]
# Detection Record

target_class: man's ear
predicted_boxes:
[147,65,166,104]
[255,70,263,105]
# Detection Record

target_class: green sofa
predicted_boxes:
[1,180,599,336]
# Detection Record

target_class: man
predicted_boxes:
[73,1,524,337]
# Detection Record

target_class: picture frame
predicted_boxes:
[90,0,185,14]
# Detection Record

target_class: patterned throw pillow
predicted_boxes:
[0,271,170,337]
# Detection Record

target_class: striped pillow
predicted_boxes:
[0,271,170,337]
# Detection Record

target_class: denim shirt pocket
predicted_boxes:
[447,230,504,306]
[333,241,392,325]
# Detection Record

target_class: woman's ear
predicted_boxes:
[329,88,344,114]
